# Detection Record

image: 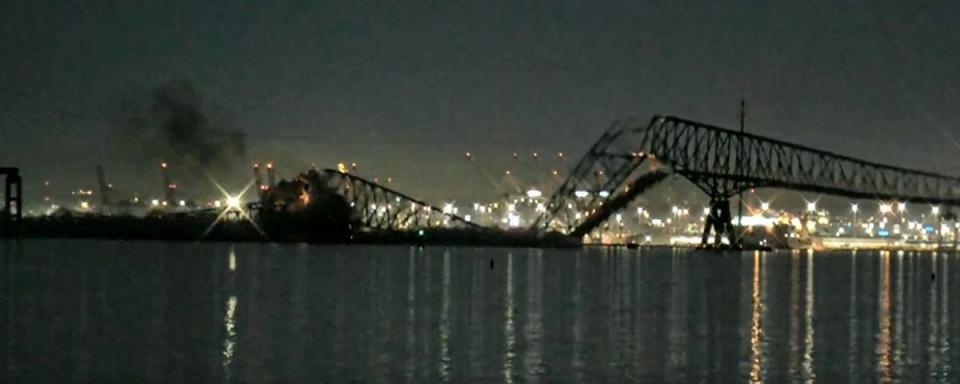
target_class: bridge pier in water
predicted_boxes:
[700,198,736,247]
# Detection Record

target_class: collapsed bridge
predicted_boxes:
[317,169,482,232]
[533,115,960,243]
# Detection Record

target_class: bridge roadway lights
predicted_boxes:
[700,198,735,247]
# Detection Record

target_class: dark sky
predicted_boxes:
[1,0,958,204]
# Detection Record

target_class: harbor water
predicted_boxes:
[1,239,957,382]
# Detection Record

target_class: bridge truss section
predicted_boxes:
[535,115,960,237]
[319,169,484,232]
[639,116,960,204]
[531,120,669,235]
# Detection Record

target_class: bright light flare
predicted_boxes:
[200,177,268,241]
[879,203,892,214]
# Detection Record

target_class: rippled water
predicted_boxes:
[1,239,957,382]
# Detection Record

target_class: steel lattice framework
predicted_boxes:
[535,115,960,236]
[318,169,483,232]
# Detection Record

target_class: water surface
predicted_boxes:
[1,240,957,382]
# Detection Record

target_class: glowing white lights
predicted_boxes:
[806,201,817,212]
[525,189,543,198]
[932,206,940,215]
[226,196,241,209]
[851,203,858,213]
[897,202,906,212]
[574,190,589,198]
[760,201,769,211]
[879,203,892,214]
[598,191,610,198]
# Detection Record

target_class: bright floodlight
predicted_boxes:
[760,201,770,211]
[932,206,941,215]
[851,203,858,213]
[526,189,543,198]
[806,201,816,212]
[897,202,906,212]
[879,203,892,214]
[598,191,610,198]
[574,190,589,198]
[226,196,241,209]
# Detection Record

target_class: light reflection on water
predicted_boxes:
[1,239,959,382]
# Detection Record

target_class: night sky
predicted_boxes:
[1,0,958,204]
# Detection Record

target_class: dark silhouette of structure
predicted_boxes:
[534,115,960,245]
[96,164,113,205]
[1,167,22,236]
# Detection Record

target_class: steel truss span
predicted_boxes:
[535,115,960,236]
[319,169,482,232]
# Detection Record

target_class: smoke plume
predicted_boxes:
[111,79,248,197]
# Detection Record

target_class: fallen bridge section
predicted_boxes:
[318,169,485,232]
[569,170,669,238]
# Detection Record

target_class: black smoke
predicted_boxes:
[110,79,248,198]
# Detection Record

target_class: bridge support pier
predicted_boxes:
[700,198,735,247]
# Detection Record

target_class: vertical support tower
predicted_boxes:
[160,162,176,205]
